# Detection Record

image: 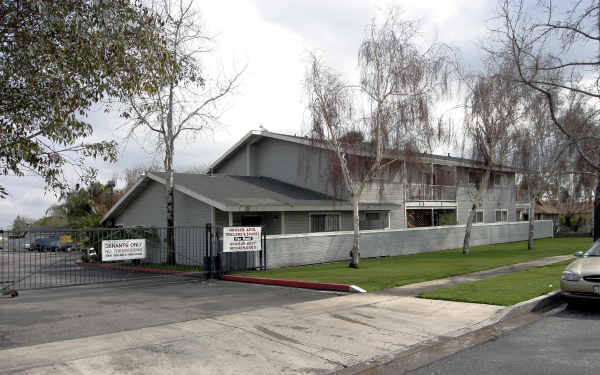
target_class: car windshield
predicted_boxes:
[584,240,600,257]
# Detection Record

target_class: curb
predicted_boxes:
[497,290,562,321]
[75,261,206,278]
[333,291,563,375]
[220,275,366,293]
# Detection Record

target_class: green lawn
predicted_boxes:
[419,260,572,306]
[236,237,592,292]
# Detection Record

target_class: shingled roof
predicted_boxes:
[101,172,398,223]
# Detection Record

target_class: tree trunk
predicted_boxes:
[166,167,176,265]
[594,177,600,242]
[528,196,536,250]
[349,195,360,268]
[165,136,176,265]
[463,204,475,255]
[463,170,489,255]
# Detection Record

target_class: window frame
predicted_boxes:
[516,207,530,221]
[308,212,342,233]
[359,211,391,230]
[474,209,485,224]
[495,209,508,223]
[493,173,503,186]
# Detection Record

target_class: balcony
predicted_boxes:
[406,184,457,201]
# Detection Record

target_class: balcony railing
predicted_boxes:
[406,184,457,201]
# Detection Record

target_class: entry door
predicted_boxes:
[240,215,262,226]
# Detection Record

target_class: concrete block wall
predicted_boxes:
[265,220,554,269]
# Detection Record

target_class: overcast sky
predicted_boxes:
[0,0,498,229]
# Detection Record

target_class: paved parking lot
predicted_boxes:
[0,277,337,349]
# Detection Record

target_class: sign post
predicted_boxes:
[223,227,261,252]
[101,239,146,261]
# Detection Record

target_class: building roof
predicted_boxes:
[209,129,518,173]
[101,172,399,223]
[536,201,594,215]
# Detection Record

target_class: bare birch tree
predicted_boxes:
[461,60,523,255]
[499,0,600,241]
[125,0,242,264]
[306,12,456,268]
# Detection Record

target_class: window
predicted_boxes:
[495,209,508,223]
[468,171,482,185]
[239,215,263,226]
[360,211,388,230]
[516,208,530,221]
[310,213,341,232]
[474,209,484,224]
[493,173,503,186]
[365,212,379,221]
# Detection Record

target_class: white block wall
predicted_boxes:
[265,220,554,269]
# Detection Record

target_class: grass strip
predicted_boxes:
[235,237,591,292]
[418,260,572,306]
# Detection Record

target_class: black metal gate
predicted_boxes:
[0,226,207,291]
[205,224,267,278]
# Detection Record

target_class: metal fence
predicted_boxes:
[0,226,206,291]
[206,224,267,277]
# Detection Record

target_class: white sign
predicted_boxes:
[102,239,146,261]
[223,227,261,252]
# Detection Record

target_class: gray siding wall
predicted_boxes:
[389,209,405,228]
[266,220,553,269]
[285,212,309,234]
[340,212,353,231]
[252,138,344,198]
[216,147,247,175]
[114,182,166,227]
[215,209,229,226]
[455,168,517,225]
[113,181,211,265]
[114,181,211,227]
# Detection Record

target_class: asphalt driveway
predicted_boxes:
[0,276,337,349]
[405,301,600,375]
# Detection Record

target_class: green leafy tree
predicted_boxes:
[11,215,33,232]
[1,0,170,197]
[44,181,117,228]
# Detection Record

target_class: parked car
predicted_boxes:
[32,236,74,252]
[560,240,600,301]
[32,237,55,252]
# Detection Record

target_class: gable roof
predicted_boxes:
[101,172,398,223]
[209,129,517,172]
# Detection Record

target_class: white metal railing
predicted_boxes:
[406,184,457,201]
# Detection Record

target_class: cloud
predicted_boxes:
[1,0,498,229]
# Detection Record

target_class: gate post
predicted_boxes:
[262,227,267,271]
[204,224,214,279]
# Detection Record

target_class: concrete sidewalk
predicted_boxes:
[1,290,507,375]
